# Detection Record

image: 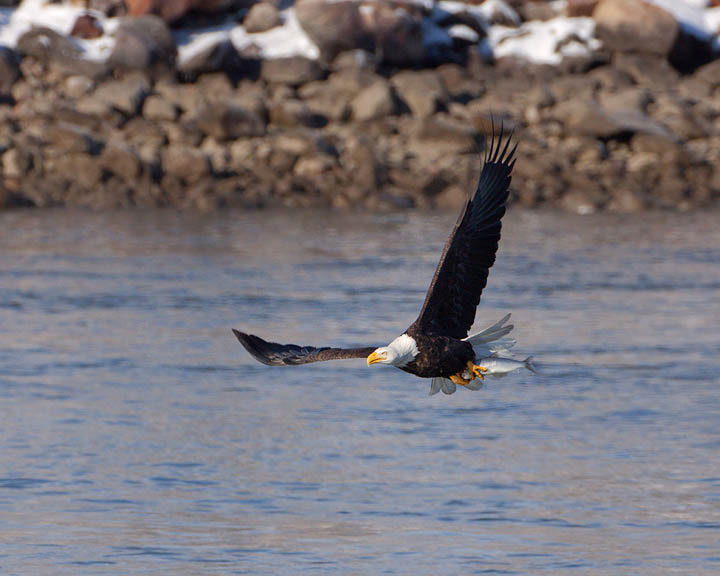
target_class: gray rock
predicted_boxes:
[122,117,168,148]
[268,99,326,128]
[92,73,151,116]
[331,49,377,72]
[15,27,107,77]
[391,70,447,119]
[162,146,211,183]
[295,0,368,62]
[16,27,81,62]
[693,58,720,87]
[368,3,423,66]
[612,53,679,87]
[555,100,670,139]
[0,47,19,98]
[43,123,100,154]
[350,79,395,121]
[593,0,678,57]
[108,16,176,75]
[413,113,478,153]
[299,81,351,122]
[607,188,646,212]
[599,87,652,114]
[64,75,96,99]
[100,142,141,182]
[346,137,378,192]
[244,3,281,33]
[433,185,468,210]
[143,94,179,121]
[50,153,103,190]
[261,56,324,85]
[191,102,265,140]
[2,148,25,179]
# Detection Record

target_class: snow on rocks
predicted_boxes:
[485,16,601,66]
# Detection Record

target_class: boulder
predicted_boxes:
[391,70,447,119]
[108,16,176,75]
[64,75,96,99]
[70,14,104,39]
[363,3,423,66]
[299,80,352,122]
[244,3,281,33]
[612,52,679,87]
[693,58,720,87]
[0,47,19,99]
[2,148,26,179]
[599,87,652,114]
[268,99,326,128]
[191,102,265,140]
[143,94,179,121]
[555,100,670,139]
[295,0,368,62]
[593,0,678,57]
[261,56,324,85]
[16,27,81,63]
[43,123,100,154]
[49,153,103,190]
[91,73,151,116]
[100,142,141,182]
[412,113,478,153]
[350,79,395,122]
[162,146,211,183]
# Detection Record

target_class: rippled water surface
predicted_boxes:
[1,208,718,575]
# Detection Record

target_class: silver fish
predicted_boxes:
[462,356,536,379]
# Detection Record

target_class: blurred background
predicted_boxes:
[1,1,720,575]
[0,0,719,212]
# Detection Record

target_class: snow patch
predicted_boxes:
[230,8,319,60]
[485,16,600,65]
[0,0,117,61]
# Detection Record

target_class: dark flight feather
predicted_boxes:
[411,126,516,340]
[232,330,377,366]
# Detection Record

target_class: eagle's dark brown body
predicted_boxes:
[401,327,474,378]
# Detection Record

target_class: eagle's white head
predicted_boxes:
[367,334,419,368]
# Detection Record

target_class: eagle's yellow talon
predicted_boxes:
[467,362,487,380]
[449,373,469,387]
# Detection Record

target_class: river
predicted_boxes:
[0,208,718,575]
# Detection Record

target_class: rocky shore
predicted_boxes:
[1,0,720,212]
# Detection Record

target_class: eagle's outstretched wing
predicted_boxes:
[233,330,377,366]
[410,125,517,340]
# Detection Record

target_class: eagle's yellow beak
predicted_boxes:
[367,351,382,366]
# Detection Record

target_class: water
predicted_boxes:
[0,208,718,575]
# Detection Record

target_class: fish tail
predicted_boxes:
[524,356,537,374]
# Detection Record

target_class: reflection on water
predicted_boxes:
[0,208,718,575]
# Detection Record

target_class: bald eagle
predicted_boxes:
[233,128,534,395]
